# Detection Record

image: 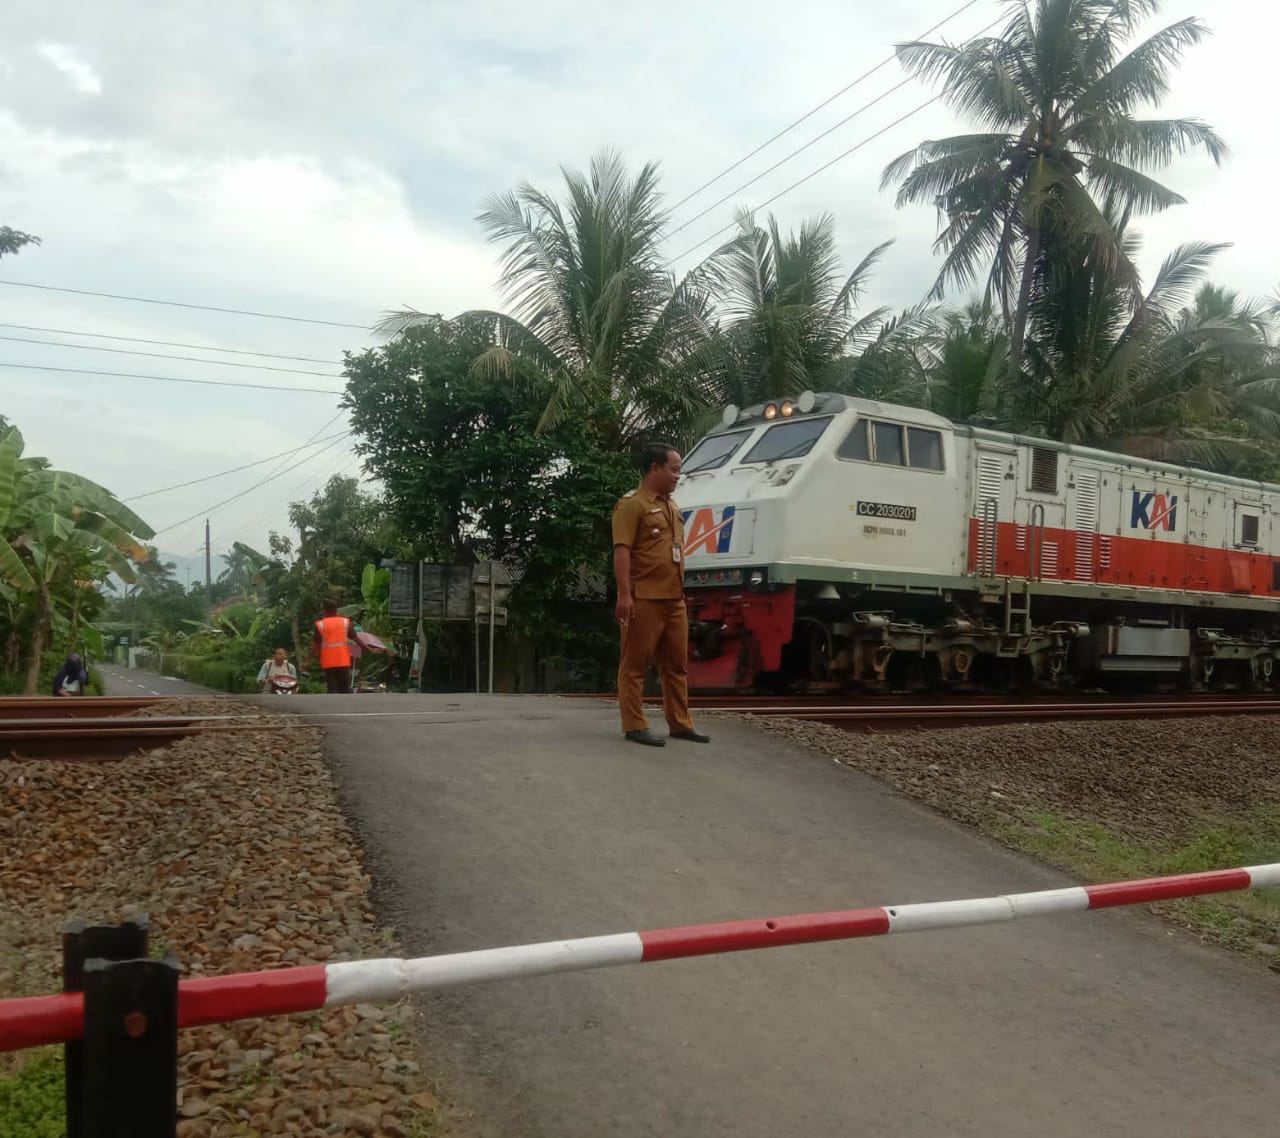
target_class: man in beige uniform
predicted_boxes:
[612,443,710,747]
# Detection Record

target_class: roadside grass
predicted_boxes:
[0,1049,64,1138]
[994,804,1280,957]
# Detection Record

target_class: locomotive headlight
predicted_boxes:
[763,402,778,420]
[780,400,795,417]
[749,570,765,586]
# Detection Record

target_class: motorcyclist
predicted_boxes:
[257,647,298,691]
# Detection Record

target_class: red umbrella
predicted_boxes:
[353,628,394,655]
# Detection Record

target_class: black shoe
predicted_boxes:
[625,729,666,747]
[669,729,710,743]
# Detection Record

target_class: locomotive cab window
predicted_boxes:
[739,415,833,464]
[1240,513,1260,546]
[873,422,905,466]
[684,429,752,473]
[907,427,944,471]
[838,418,943,470]
[837,419,870,461]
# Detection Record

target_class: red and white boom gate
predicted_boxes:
[3,864,1278,1136]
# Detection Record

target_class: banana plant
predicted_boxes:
[0,423,154,691]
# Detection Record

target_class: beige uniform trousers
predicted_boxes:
[617,598,695,734]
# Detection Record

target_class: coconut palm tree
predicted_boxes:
[881,0,1225,383]
[0,226,38,259]
[377,151,722,449]
[134,545,179,594]
[1024,227,1280,470]
[924,302,1009,422]
[705,211,891,405]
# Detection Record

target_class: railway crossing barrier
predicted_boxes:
[3,863,1278,1136]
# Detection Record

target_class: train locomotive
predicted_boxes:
[677,391,1280,693]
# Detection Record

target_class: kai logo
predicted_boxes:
[681,505,736,556]
[1130,490,1178,532]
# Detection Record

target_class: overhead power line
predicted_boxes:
[3,360,344,395]
[229,409,352,538]
[0,334,344,377]
[123,431,351,501]
[257,409,349,487]
[664,11,1006,266]
[153,433,353,535]
[666,75,918,240]
[0,323,340,364]
[665,95,944,265]
[665,0,984,216]
[0,279,370,330]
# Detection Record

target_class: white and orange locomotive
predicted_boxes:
[677,392,1280,692]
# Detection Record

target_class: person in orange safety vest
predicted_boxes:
[306,600,354,694]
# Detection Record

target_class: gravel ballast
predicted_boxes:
[0,697,449,1137]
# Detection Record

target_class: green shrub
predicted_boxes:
[179,654,258,693]
[0,1049,64,1138]
[139,652,259,693]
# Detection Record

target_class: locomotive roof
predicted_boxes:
[960,423,1280,496]
[727,392,1280,495]
[732,392,953,431]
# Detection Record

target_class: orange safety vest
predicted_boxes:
[315,616,352,669]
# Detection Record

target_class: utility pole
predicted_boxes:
[204,520,213,624]
[487,571,496,695]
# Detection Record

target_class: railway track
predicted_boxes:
[715,698,1280,731]
[0,714,307,760]
[0,696,164,719]
[572,691,1280,731]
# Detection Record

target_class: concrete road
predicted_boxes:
[97,663,215,699]
[279,692,1280,1138]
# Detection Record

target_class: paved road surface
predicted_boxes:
[98,663,215,699]
[271,692,1279,1137]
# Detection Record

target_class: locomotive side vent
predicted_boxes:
[1029,447,1058,493]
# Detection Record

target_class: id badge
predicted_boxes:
[672,545,682,562]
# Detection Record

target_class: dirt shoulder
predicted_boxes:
[736,713,1280,964]
[0,697,458,1137]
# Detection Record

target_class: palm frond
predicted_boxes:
[828,239,893,321]
[1070,18,1214,121]
[372,308,440,338]
[1085,156,1184,214]
[1139,242,1228,325]
[895,34,1034,129]
[1071,115,1227,168]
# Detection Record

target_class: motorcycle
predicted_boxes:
[268,675,299,695]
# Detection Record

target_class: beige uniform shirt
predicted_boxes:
[612,486,686,600]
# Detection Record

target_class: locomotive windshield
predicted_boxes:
[683,429,752,473]
[739,416,833,464]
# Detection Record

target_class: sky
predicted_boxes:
[0,0,1272,577]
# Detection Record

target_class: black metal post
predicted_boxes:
[81,956,179,1138]
[62,917,150,1138]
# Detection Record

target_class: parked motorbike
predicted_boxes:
[268,675,299,695]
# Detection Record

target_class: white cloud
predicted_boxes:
[34,42,102,96]
[0,0,1274,564]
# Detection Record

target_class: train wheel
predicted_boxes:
[759,618,832,693]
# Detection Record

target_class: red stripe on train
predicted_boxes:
[968,519,1277,597]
